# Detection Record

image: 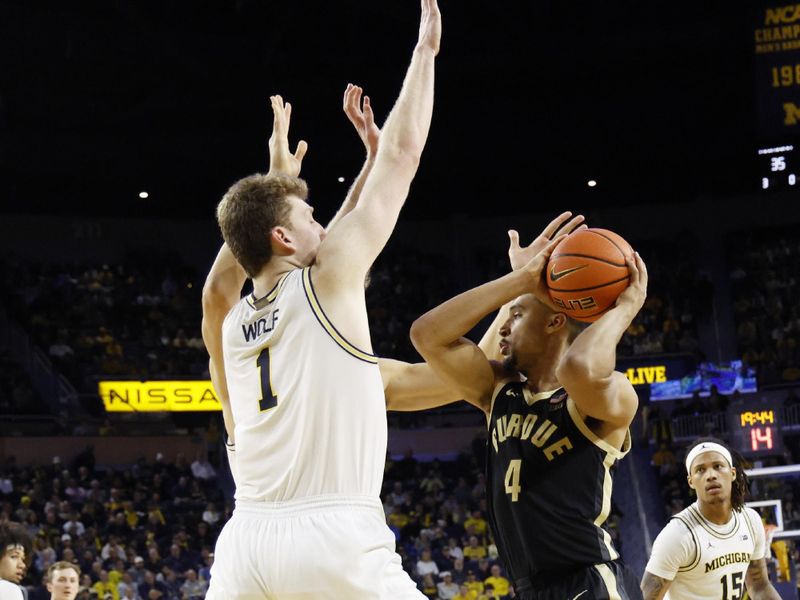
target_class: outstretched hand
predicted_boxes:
[417,0,441,56]
[343,84,380,158]
[508,211,586,271]
[268,95,308,177]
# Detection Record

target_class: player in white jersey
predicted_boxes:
[201,1,442,597]
[0,522,30,600]
[641,438,781,600]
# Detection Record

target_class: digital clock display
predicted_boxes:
[730,406,783,456]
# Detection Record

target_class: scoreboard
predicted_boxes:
[728,403,784,457]
[754,3,800,190]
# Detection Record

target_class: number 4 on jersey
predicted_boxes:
[505,459,522,502]
[257,347,278,411]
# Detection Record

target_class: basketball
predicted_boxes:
[545,228,634,322]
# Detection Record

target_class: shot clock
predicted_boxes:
[728,403,783,457]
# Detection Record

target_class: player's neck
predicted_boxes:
[520,342,566,393]
[252,257,299,298]
[696,499,733,525]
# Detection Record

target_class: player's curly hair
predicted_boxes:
[0,521,33,566]
[685,436,750,511]
[216,172,309,278]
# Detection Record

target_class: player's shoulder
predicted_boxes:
[740,505,765,530]
[0,580,24,600]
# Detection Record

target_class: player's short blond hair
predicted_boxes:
[216,173,309,278]
[47,560,81,582]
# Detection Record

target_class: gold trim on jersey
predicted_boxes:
[686,504,739,539]
[741,508,757,547]
[301,267,378,364]
[566,397,630,459]
[593,450,620,561]
[246,271,292,310]
[521,386,562,406]
[674,516,702,572]
[593,563,622,600]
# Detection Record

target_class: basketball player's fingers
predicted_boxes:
[294,140,308,162]
[541,211,573,240]
[343,83,353,110]
[554,214,585,238]
[507,229,520,251]
[625,254,640,286]
[635,252,648,290]
[285,102,292,126]
[539,234,567,259]
[363,96,374,122]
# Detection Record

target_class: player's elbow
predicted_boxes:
[409,315,437,355]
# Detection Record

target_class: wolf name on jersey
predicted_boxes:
[486,381,630,581]
[222,267,387,502]
[646,503,767,600]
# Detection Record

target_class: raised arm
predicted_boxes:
[326,84,381,232]
[745,558,782,599]
[314,0,440,289]
[202,95,306,441]
[202,244,247,441]
[554,253,647,430]
[411,238,563,412]
[478,213,586,361]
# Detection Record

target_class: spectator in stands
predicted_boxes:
[484,564,510,599]
[464,570,484,596]
[416,548,439,580]
[188,455,215,484]
[437,571,459,599]
[91,569,118,600]
[463,535,487,563]
[179,568,206,599]
[454,583,472,600]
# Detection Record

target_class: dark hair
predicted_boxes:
[685,437,750,511]
[0,521,33,566]
[216,172,309,278]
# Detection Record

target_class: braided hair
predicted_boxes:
[685,436,751,512]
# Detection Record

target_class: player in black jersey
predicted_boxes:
[410,215,648,600]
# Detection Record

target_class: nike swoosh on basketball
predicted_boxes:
[550,265,587,281]
[571,591,589,600]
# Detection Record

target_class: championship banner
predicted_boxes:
[98,380,222,412]
[754,3,800,139]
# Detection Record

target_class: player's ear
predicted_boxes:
[270,226,294,256]
[731,466,736,481]
[547,312,567,333]
[686,474,694,489]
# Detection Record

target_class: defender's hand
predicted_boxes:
[343,84,380,158]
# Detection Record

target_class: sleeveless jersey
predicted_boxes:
[222,267,386,502]
[645,503,767,600]
[485,381,630,581]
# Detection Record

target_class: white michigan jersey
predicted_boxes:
[645,502,767,600]
[222,267,386,502]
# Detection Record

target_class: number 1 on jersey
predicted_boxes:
[505,459,522,502]
[257,347,277,411]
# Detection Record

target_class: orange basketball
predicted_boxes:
[546,228,634,322]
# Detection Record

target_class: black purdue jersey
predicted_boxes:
[485,381,630,581]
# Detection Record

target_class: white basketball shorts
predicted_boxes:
[206,495,424,599]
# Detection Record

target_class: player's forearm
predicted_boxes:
[412,270,530,352]
[326,155,376,232]
[640,572,670,600]
[557,302,637,380]
[378,46,435,164]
